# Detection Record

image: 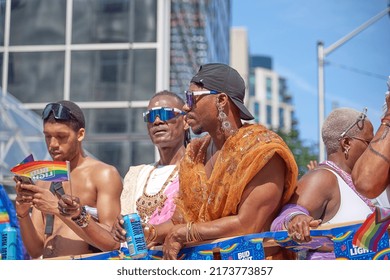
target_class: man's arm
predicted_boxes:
[17,208,45,258]
[290,169,336,220]
[15,181,48,258]
[352,123,390,198]
[58,164,123,251]
[282,169,336,241]
[89,164,123,250]
[162,154,287,259]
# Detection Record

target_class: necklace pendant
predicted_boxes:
[135,165,178,222]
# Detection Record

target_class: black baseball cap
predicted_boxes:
[190,63,254,120]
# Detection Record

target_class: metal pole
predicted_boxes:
[316,6,390,162]
[317,41,325,162]
[324,7,390,56]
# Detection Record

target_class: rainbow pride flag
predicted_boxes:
[352,207,390,251]
[19,154,34,164]
[11,160,69,182]
[0,211,10,224]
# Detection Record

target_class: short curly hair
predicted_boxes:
[322,107,369,155]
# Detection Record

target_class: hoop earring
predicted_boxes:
[217,101,234,136]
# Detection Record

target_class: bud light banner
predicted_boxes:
[333,228,390,260]
[147,234,265,260]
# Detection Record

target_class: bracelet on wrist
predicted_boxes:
[381,121,390,128]
[144,223,157,243]
[71,206,91,228]
[283,211,308,229]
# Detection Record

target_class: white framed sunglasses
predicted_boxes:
[184,90,219,108]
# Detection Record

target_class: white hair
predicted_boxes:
[322,107,369,155]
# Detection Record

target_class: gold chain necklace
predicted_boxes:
[136,163,178,223]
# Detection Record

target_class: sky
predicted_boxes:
[232,0,390,149]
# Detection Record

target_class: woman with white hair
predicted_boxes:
[271,107,374,260]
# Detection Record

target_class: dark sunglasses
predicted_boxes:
[143,107,185,123]
[350,136,371,146]
[42,103,73,121]
[185,90,219,109]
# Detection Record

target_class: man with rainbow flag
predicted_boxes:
[13,100,123,259]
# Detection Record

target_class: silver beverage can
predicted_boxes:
[122,213,148,259]
[1,226,17,260]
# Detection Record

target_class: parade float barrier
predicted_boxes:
[48,220,390,260]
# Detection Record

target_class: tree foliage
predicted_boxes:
[276,128,318,178]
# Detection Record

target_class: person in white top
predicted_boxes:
[271,107,374,260]
[58,91,188,252]
[111,90,189,248]
[120,90,188,225]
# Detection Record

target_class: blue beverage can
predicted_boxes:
[1,226,17,260]
[122,213,148,259]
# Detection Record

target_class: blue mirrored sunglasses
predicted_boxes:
[42,103,73,120]
[185,90,219,108]
[143,107,185,123]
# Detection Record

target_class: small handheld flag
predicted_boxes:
[19,154,34,164]
[66,161,73,198]
[14,154,36,184]
[11,160,69,182]
[352,206,390,251]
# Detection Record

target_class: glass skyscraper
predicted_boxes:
[0,0,230,178]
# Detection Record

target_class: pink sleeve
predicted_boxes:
[148,178,179,225]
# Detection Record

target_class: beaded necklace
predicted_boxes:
[136,163,178,223]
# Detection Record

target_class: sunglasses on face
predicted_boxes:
[185,90,219,109]
[143,107,185,123]
[42,103,73,121]
[350,136,371,146]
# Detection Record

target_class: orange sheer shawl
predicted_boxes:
[176,124,298,223]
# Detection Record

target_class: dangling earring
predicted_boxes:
[344,146,350,160]
[217,100,234,136]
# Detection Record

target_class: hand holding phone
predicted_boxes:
[14,175,34,185]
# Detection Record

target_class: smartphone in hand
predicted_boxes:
[15,175,35,185]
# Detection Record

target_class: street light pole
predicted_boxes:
[317,6,390,162]
[317,41,325,162]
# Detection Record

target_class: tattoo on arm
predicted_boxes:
[369,145,390,164]
[368,126,390,164]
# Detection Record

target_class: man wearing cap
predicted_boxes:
[14,100,123,259]
[147,63,298,259]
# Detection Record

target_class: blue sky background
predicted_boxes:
[232,0,390,148]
